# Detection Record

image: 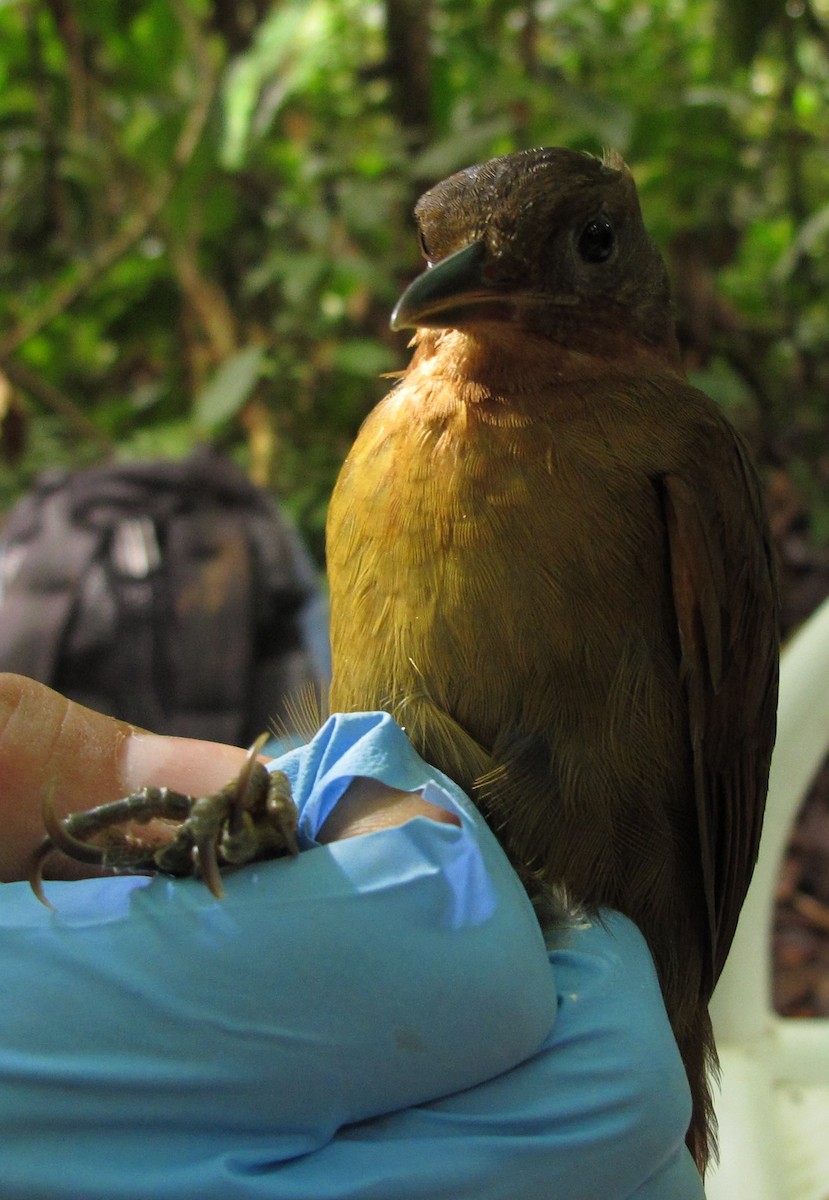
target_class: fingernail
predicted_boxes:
[120,733,249,798]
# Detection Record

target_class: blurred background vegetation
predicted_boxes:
[1,0,829,591]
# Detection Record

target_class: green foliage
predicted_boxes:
[194,345,266,430]
[3,0,829,557]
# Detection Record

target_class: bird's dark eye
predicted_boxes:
[418,229,432,262]
[577,215,615,264]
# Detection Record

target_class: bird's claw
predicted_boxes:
[29,734,298,908]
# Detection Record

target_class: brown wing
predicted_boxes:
[660,433,779,992]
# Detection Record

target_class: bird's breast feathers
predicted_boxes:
[327,363,712,725]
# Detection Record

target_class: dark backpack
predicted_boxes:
[0,450,329,745]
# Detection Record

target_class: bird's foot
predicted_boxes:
[29,734,298,907]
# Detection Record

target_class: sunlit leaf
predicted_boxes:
[193,346,266,430]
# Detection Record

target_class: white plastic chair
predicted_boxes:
[707,596,829,1199]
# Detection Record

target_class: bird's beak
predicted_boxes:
[390,241,490,331]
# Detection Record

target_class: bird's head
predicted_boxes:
[392,147,679,364]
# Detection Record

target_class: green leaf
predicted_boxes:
[220,0,330,169]
[332,338,397,377]
[193,346,265,430]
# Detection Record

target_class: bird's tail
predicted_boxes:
[678,1005,718,1176]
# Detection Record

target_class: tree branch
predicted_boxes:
[3,358,115,454]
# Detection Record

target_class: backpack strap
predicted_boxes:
[0,472,106,683]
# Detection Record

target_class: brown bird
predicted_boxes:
[326,147,778,1172]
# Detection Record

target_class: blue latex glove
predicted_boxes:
[0,711,703,1199]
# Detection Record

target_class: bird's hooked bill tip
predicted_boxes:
[390,240,489,332]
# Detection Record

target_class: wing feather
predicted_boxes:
[660,434,778,989]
